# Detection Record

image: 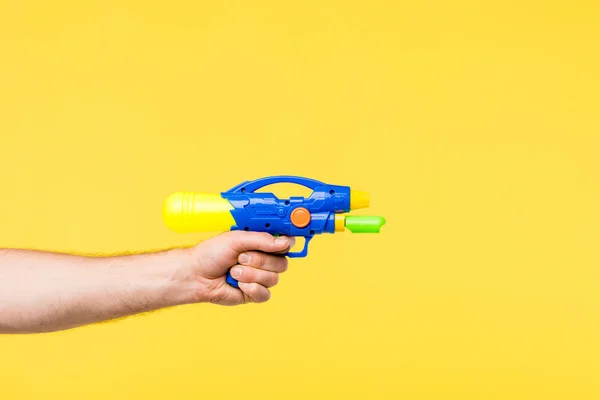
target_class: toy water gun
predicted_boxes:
[162,176,386,288]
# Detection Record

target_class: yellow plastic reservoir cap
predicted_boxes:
[162,192,235,233]
[350,190,370,210]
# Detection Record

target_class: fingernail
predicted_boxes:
[231,266,242,278]
[275,237,288,245]
[239,253,251,264]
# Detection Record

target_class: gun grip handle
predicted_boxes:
[225,236,313,288]
[226,269,240,288]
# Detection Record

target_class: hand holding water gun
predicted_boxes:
[162,176,385,302]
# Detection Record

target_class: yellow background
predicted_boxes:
[1,1,599,398]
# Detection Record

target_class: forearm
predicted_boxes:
[0,248,197,334]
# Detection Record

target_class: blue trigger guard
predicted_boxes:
[225,236,313,289]
[285,235,313,258]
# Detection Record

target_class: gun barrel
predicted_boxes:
[344,216,386,233]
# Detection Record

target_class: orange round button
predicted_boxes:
[290,207,311,228]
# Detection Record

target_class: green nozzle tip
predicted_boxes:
[345,216,386,233]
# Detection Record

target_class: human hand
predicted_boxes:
[182,231,295,306]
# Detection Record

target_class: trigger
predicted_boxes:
[285,236,313,258]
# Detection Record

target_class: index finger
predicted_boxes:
[272,236,296,254]
[223,231,293,254]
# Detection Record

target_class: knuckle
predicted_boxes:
[280,257,289,272]
[253,252,265,267]
[271,273,279,286]
[255,289,270,303]
[241,266,254,281]
[262,290,272,302]
[247,283,260,296]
